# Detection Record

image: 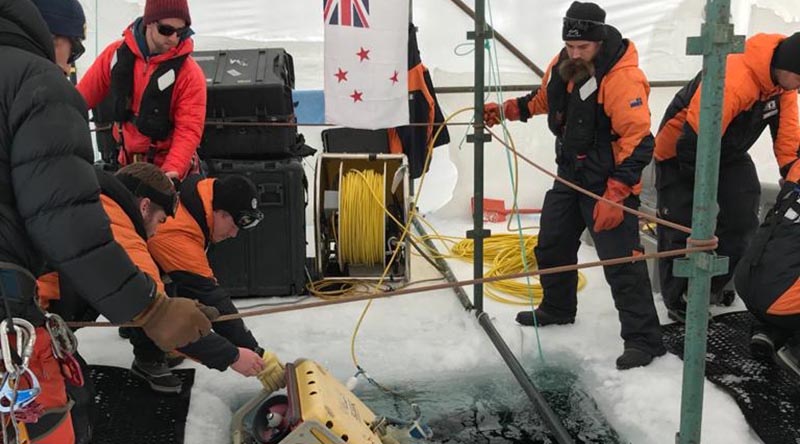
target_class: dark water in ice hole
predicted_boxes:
[354,364,623,444]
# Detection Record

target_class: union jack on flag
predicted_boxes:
[324,0,370,28]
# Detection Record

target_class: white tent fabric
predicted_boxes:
[76,0,800,215]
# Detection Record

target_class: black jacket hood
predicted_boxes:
[0,0,55,61]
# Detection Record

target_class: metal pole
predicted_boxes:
[448,0,545,78]
[411,220,573,443]
[674,1,743,443]
[466,0,490,312]
[476,313,574,443]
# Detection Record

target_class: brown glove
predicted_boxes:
[135,294,212,351]
[257,351,286,393]
[194,301,220,321]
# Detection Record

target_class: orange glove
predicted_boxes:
[593,178,632,232]
[483,99,521,127]
[484,102,501,127]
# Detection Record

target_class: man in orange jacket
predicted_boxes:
[735,186,800,382]
[655,33,800,323]
[483,1,664,369]
[144,174,286,390]
[77,0,206,179]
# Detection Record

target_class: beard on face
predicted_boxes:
[558,58,596,84]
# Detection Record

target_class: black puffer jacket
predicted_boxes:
[0,0,154,323]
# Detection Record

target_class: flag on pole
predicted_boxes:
[324,0,410,129]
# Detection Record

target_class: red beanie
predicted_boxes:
[144,0,191,26]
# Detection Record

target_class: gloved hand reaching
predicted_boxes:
[483,99,521,127]
[257,351,286,393]
[231,347,266,377]
[136,294,212,351]
[593,178,632,232]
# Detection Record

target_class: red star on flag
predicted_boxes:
[334,68,348,83]
[389,70,399,84]
[350,90,364,102]
[356,47,370,62]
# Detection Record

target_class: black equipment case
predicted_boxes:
[194,48,300,159]
[206,158,307,297]
[321,128,390,154]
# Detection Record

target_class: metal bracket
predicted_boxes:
[466,228,491,240]
[673,253,729,278]
[686,23,744,56]
[466,26,491,41]
[466,133,492,143]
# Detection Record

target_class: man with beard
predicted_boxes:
[484,1,664,369]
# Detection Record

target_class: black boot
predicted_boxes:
[749,324,785,361]
[616,348,665,370]
[516,308,575,327]
[131,358,183,394]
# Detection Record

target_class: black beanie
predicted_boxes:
[563,1,607,42]
[772,32,800,76]
[213,175,260,222]
[30,0,86,39]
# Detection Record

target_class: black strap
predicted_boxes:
[179,175,211,247]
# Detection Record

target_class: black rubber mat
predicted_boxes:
[662,311,800,444]
[89,365,195,444]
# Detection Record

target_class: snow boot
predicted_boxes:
[131,358,182,394]
[616,348,664,370]
[516,308,575,327]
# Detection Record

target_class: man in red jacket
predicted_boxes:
[77,0,206,180]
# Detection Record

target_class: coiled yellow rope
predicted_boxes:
[339,169,385,266]
[450,234,588,305]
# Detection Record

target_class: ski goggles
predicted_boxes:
[156,23,193,39]
[562,17,605,32]
[116,175,179,217]
[235,209,264,230]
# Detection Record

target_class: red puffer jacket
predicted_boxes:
[78,23,206,178]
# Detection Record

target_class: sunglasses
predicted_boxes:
[563,17,604,32]
[68,37,85,64]
[156,22,191,38]
[236,209,264,230]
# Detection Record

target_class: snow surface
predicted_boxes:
[75,211,764,444]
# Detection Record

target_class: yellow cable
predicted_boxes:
[340,169,385,265]
[450,234,587,305]
[349,107,475,372]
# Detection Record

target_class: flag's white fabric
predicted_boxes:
[324,0,409,129]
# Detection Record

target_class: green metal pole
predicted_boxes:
[675,1,743,443]
[467,0,490,312]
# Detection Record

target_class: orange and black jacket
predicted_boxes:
[736,191,800,317]
[148,176,261,370]
[512,25,653,193]
[655,34,800,182]
[37,170,162,319]
[387,23,450,179]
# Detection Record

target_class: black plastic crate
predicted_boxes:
[206,158,307,297]
[194,49,299,159]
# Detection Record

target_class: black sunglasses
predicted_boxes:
[68,37,85,64]
[563,17,604,32]
[156,23,191,38]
